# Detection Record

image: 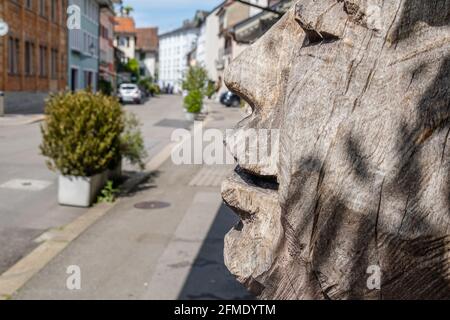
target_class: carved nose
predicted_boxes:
[223,47,259,111]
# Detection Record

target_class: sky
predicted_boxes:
[118,0,224,33]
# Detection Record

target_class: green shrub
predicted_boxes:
[40,90,124,177]
[138,78,151,90]
[184,90,203,114]
[149,83,160,96]
[120,112,148,170]
[98,79,113,96]
[205,80,216,99]
[182,66,208,93]
[97,180,119,203]
[126,58,140,80]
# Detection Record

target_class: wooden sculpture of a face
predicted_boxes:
[222,0,450,299]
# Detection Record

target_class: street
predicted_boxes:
[0,95,252,299]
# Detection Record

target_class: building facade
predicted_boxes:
[135,27,158,80]
[158,12,207,93]
[0,0,68,113]
[215,0,285,94]
[231,0,293,44]
[196,4,222,84]
[68,0,103,92]
[99,0,120,92]
[113,15,136,62]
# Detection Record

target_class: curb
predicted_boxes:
[24,115,46,125]
[0,115,45,126]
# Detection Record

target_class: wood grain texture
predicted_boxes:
[222,0,450,299]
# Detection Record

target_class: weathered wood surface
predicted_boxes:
[222,0,450,299]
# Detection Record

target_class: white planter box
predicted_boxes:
[58,172,107,207]
[185,112,196,121]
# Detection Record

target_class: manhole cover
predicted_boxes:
[154,119,191,129]
[134,201,170,210]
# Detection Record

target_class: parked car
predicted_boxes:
[220,91,241,107]
[118,83,143,104]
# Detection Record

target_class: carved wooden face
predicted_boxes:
[222,0,450,299]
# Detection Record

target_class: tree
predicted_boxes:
[182,66,209,94]
[122,5,133,16]
[125,58,140,81]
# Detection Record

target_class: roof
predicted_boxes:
[114,16,136,34]
[207,0,228,17]
[159,25,198,39]
[136,28,159,52]
[159,10,207,38]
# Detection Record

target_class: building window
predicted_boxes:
[26,0,33,10]
[60,55,65,80]
[51,49,58,79]
[8,37,20,75]
[39,45,48,77]
[25,41,34,76]
[39,0,46,17]
[84,70,93,89]
[71,68,78,91]
[61,0,66,25]
[101,25,109,39]
[51,0,57,22]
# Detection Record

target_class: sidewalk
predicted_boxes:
[0,95,187,281]
[12,100,252,300]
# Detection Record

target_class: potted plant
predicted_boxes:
[40,91,124,207]
[183,89,203,121]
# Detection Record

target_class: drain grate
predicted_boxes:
[134,201,170,210]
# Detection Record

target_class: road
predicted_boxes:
[1,94,252,299]
[0,95,188,275]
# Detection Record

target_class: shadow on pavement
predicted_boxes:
[177,203,255,300]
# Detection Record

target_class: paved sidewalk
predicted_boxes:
[13,101,251,299]
[0,95,186,276]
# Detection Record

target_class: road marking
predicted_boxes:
[0,179,52,191]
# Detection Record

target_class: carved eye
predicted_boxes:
[302,29,340,46]
[294,1,342,46]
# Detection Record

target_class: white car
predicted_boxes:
[118,83,143,104]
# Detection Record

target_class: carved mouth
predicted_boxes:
[221,166,282,281]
